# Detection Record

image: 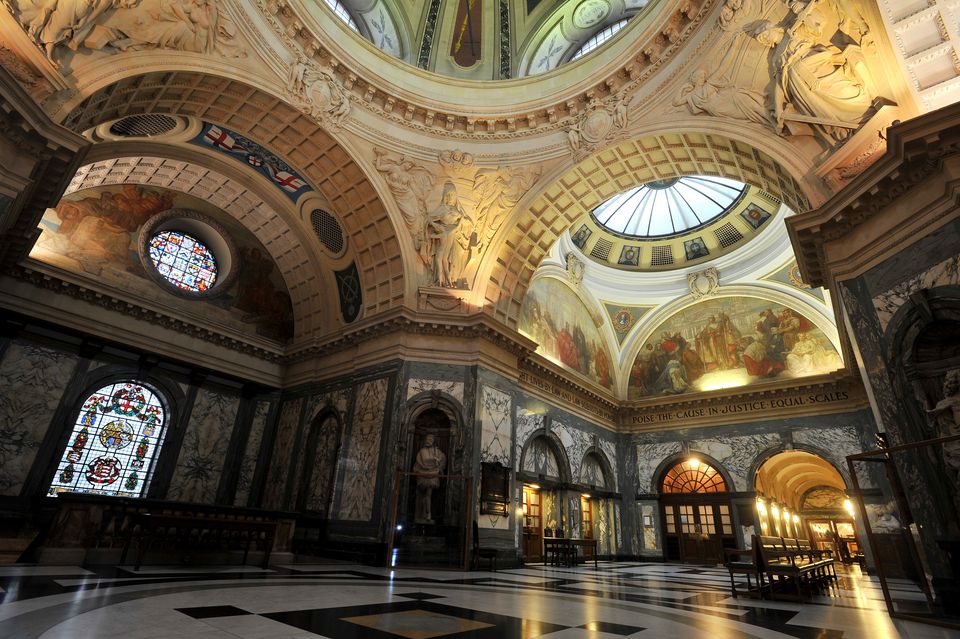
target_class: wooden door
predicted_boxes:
[663,502,733,564]
[523,486,542,561]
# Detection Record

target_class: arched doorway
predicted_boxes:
[659,457,735,564]
[519,434,570,562]
[296,412,342,516]
[754,450,861,562]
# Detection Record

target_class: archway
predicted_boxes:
[296,411,342,516]
[754,450,861,562]
[518,433,571,562]
[658,455,735,564]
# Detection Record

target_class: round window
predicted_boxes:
[148,230,218,292]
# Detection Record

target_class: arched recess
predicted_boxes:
[57,71,406,318]
[518,431,573,484]
[296,409,344,515]
[479,132,814,328]
[579,448,616,492]
[65,145,337,339]
[752,448,849,511]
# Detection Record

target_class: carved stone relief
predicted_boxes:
[687,267,720,300]
[566,92,629,155]
[286,59,351,130]
[674,0,889,151]
[7,0,246,63]
[374,148,540,288]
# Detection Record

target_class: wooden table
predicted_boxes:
[543,538,598,567]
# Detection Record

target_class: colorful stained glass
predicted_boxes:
[47,382,167,498]
[148,231,218,293]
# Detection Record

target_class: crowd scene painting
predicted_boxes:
[628,297,843,399]
[519,277,614,389]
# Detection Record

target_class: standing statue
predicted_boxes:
[927,369,960,487]
[424,181,475,288]
[413,433,447,524]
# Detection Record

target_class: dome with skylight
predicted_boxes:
[592,176,747,239]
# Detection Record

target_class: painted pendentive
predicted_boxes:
[519,277,614,389]
[32,185,294,341]
[629,296,842,399]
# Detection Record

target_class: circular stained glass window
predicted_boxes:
[148,231,218,293]
[591,176,747,239]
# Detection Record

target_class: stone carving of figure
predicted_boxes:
[674,69,771,126]
[20,0,138,60]
[471,165,540,249]
[755,2,875,144]
[372,148,433,239]
[413,433,446,523]
[287,60,351,128]
[927,369,960,486]
[425,181,475,288]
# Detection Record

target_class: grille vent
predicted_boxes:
[651,245,674,266]
[715,223,744,248]
[108,114,179,137]
[310,209,345,254]
[589,238,614,261]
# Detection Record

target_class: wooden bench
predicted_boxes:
[757,535,835,600]
[724,544,765,598]
[124,512,277,569]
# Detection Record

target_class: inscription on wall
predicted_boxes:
[518,370,615,422]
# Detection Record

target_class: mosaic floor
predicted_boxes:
[0,561,957,639]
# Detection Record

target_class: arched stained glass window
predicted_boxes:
[148,231,218,292]
[661,459,727,493]
[570,19,630,61]
[48,381,167,498]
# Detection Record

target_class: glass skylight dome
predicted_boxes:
[591,176,747,239]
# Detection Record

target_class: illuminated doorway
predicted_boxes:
[659,458,734,564]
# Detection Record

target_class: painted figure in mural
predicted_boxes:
[784,331,841,374]
[927,369,960,487]
[655,358,691,394]
[425,182,475,288]
[741,335,784,377]
[593,342,611,388]
[556,323,581,371]
[413,433,447,523]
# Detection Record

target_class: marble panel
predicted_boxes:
[302,415,341,515]
[479,385,511,466]
[568,495,581,538]
[599,438,618,490]
[262,398,303,509]
[305,388,350,424]
[792,426,865,481]
[872,254,960,333]
[338,377,389,521]
[552,421,587,482]
[515,407,544,471]
[634,442,682,493]
[167,389,240,503]
[407,378,464,404]
[234,400,270,506]
[615,503,622,551]
[292,388,350,508]
[521,437,560,478]
[596,501,610,555]
[0,342,78,495]
[688,433,782,492]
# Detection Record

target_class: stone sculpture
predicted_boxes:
[287,60,352,129]
[927,369,960,486]
[413,433,446,524]
[674,69,771,126]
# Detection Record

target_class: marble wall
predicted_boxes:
[166,389,240,503]
[338,377,389,521]
[263,398,303,509]
[234,400,271,506]
[0,341,79,495]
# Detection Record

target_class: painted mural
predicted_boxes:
[31,185,293,341]
[628,297,842,399]
[519,278,614,389]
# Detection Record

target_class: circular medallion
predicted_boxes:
[788,264,811,289]
[85,456,122,485]
[614,310,634,333]
[111,384,147,417]
[581,109,613,143]
[573,0,611,29]
[99,421,134,450]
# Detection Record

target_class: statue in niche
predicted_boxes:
[927,369,960,486]
[673,69,771,126]
[413,433,447,524]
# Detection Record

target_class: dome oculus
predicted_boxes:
[591,176,747,239]
[148,231,218,293]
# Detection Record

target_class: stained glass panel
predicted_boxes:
[661,460,727,493]
[48,382,167,498]
[148,231,218,293]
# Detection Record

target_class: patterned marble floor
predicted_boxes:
[0,561,957,639]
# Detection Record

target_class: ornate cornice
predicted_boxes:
[787,105,960,288]
[258,0,716,140]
